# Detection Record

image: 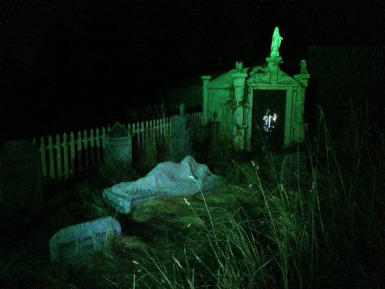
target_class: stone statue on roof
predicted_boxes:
[300,60,308,74]
[270,27,283,57]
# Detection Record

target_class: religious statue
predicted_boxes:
[270,27,283,57]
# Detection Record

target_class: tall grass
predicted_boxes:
[127,103,384,289]
[2,102,384,289]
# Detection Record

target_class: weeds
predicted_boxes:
[1,102,384,289]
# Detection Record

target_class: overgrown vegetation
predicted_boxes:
[0,102,384,289]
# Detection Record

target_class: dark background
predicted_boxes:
[1,0,384,143]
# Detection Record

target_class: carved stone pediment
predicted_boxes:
[251,66,270,83]
[294,72,310,87]
[278,70,295,84]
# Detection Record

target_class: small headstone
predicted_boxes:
[104,121,132,165]
[280,152,307,184]
[0,140,42,232]
[171,106,193,162]
[49,216,121,263]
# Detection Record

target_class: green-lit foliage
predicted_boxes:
[1,101,384,288]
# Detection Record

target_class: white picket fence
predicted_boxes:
[32,112,203,180]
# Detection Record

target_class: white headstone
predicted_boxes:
[49,216,121,263]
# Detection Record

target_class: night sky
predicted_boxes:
[1,0,384,142]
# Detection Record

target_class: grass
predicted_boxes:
[0,103,384,289]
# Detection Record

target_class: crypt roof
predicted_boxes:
[207,61,308,89]
[207,67,249,89]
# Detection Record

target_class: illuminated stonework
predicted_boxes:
[201,27,310,150]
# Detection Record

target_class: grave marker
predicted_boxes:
[280,152,307,185]
[49,216,121,263]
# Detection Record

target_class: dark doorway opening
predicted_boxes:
[252,89,286,151]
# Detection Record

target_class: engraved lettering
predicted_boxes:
[78,236,92,243]
[58,240,76,250]
[83,243,94,250]
[95,231,107,238]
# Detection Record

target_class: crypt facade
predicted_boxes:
[201,27,310,150]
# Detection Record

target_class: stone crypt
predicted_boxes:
[201,27,310,150]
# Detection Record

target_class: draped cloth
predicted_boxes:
[103,156,221,214]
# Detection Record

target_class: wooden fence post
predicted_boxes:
[47,135,55,178]
[89,129,95,167]
[38,136,48,179]
[95,128,101,164]
[62,133,69,179]
[31,112,203,181]
[55,134,62,180]
[83,130,89,170]
[76,131,82,173]
[69,132,75,177]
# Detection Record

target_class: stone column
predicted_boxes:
[284,88,294,147]
[171,104,193,162]
[295,87,306,143]
[266,56,282,84]
[201,75,211,125]
[232,70,248,151]
[244,87,253,151]
[293,60,310,144]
